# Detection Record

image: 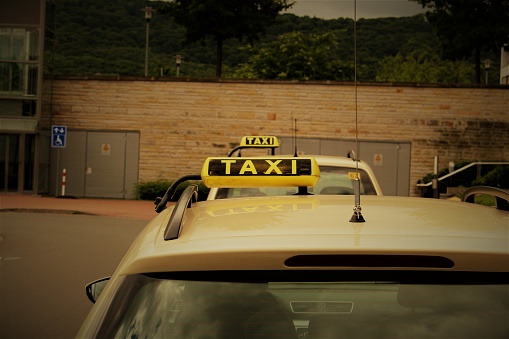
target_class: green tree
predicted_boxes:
[235,31,353,80]
[412,0,509,83]
[376,47,473,83]
[158,0,294,78]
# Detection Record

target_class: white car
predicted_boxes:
[77,156,508,339]
[207,136,383,199]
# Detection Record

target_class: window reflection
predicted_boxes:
[101,274,509,339]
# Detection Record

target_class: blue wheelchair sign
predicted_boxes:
[51,125,67,148]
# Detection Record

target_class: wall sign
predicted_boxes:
[102,144,111,155]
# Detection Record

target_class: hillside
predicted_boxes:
[51,0,438,80]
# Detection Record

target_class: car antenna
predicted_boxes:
[350,0,365,223]
[292,115,309,195]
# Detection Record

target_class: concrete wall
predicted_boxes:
[44,77,509,196]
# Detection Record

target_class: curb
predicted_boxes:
[0,208,94,216]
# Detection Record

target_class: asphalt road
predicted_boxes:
[0,212,148,339]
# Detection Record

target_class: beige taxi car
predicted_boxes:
[207,136,383,199]
[77,155,508,339]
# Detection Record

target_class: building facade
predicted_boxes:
[0,0,54,194]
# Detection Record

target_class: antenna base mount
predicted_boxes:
[349,206,365,223]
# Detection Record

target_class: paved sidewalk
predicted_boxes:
[0,194,163,220]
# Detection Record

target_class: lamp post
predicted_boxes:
[176,54,182,77]
[484,58,491,84]
[141,6,153,77]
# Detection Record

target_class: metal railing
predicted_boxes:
[416,162,509,187]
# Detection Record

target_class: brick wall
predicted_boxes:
[45,77,509,195]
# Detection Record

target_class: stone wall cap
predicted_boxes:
[49,75,509,89]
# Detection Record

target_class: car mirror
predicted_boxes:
[85,277,110,303]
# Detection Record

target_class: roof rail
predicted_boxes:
[228,145,277,157]
[461,186,509,211]
[154,174,201,213]
[164,185,199,240]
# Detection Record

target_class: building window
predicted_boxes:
[0,27,39,97]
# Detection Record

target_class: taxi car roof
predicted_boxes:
[301,154,363,165]
[233,154,366,167]
[117,195,508,276]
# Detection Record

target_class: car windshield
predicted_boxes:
[97,271,508,338]
[215,166,377,199]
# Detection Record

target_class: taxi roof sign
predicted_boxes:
[201,156,320,188]
[240,136,279,148]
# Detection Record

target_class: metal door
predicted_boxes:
[85,132,139,199]
[357,142,411,196]
[50,131,139,199]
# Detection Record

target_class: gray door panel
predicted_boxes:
[320,139,357,158]
[396,143,411,196]
[50,131,139,199]
[124,133,140,199]
[358,142,400,196]
[279,138,320,155]
[85,132,126,198]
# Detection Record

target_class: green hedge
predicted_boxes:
[472,166,509,188]
[134,179,210,202]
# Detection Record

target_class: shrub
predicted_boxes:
[472,166,509,188]
[134,179,171,201]
[135,179,210,201]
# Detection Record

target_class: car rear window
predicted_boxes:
[215,166,377,199]
[96,271,508,338]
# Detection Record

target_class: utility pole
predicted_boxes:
[142,7,153,77]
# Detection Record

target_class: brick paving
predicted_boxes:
[0,194,162,220]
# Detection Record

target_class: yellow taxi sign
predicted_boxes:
[201,156,320,188]
[348,172,361,180]
[240,136,279,148]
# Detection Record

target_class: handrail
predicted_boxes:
[416,162,509,187]
[461,186,509,211]
[164,185,199,240]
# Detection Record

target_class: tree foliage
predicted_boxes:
[376,46,474,83]
[158,0,294,77]
[235,31,353,80]
[412,0,509,83]
[50,0,502,83]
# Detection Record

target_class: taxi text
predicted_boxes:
[208,158,311,176]
[241,136,278,147]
